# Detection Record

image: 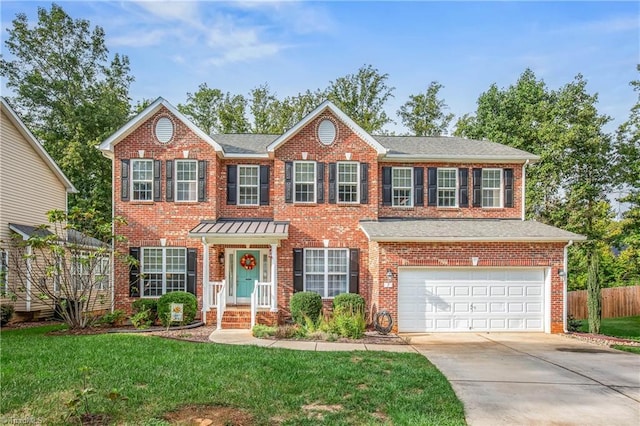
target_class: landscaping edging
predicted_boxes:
[107,321,205,334]
[564,332,640,347]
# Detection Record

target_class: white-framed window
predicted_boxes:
[95,257,110,291]
[304,248,349,298]
[392,167,413,207]
[238,165,259,206]
[71,251,91,291]
[294,161,316,203]
[437,168,458,207]
[132,159,154,201]
[141,247,186,297]
[176,160,198,202]
[337,162,359,203]
[482,169,502,207]
[0,250,8,295]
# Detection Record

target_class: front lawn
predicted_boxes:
[0,326,465,425]
[578,316,640,340]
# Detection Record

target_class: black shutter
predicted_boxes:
[285,161,293,203]
[153,160,162,202]
[316,162,325,203]
[328,163,337,204]
[227,165,237,205]
[427,167,437,206]
[121,159,130,201]
[504,168,514,208]
[414,167,424,207]
[459,168,469,207]
[360,163,369,204]
[473,168,482,207]
[260,165,270,205]
[382,167,392,206]
[129,247,140,297]
[198,160,207,202]
[186,248,197,296]
[349,248,359,294]
[166,160,174,202]
[293,248,303,292]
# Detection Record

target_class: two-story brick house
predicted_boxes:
[99,98,584,334]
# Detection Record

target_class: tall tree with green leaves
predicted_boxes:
[327,64,395,133]
[398,81,454,136]
[178,83,226,135]
[0,4,133,238]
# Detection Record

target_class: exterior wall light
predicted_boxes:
[218,251,225,265]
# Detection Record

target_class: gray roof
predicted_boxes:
[8,224,107,248]
[210,133,538,162]
[374,135,539,162]
[359,219,585,242]
[189,219,289,243]
[67,229,108,248]
[8,223,54,239]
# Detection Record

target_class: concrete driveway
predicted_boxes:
[407,333,640,426]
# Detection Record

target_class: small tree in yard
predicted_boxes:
[1,208,128,329]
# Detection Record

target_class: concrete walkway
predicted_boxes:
[208,329,417,352]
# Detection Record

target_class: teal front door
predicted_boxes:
[237,250,260,300]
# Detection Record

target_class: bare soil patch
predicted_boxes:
[163,405,254,426]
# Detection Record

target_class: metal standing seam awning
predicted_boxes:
[188,219,289,245]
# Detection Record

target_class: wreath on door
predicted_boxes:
[240,253,256,270]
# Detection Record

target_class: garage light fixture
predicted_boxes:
[386,269,394,281]
[471,257,479,266]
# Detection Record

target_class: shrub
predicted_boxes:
[1,304,15,326]
[252,324,277,338]
[275,324,305,339]
[98,309,126,327]
[157,291,197,327]
[132,299,158,323]
[130,309,153,329]
[333,310,366,339]
[567,314,582,332]
[290,292,323,325]
[332,294,365,315]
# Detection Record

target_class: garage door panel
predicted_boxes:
[398,268,545,332]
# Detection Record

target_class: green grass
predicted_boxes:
[578,316,640,340]
[612,345,640,354]
[0,326,465,425]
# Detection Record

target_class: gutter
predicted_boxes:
[562,240,574,333]
[522,159,530,220]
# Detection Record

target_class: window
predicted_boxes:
[392,167,413,207]
[437,168,458,207]
[337,162,359,203]
[95,257,110,291]
[294,161,316,203]
[0,250,7,295]
[176,160,197,202]
[482,169,502,207]
[141,248,186,297]
[132,159,154,201]
[238,165,259,205]
[304,248,349,298]
[71,251,90,291]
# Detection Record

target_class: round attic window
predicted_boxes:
[317,119,336,145]
[155,117,174,143]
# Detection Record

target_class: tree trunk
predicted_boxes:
[586,248,601,334]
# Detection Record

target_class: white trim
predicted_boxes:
[175,159,198,202]
[230,248,268,305]
[437,167,458,208]
[302,248,350,298]
[270,243,278,312]
[140,247,188,297]
[562,240,573,333]
[202,239,209,324]
[131,159,154,201]
[293,161,317,204]
[266,100,387,154]
[522,160,530,220]
[336,161,360,204]
[481,168,503,208]
[364,235,585,243]
[1,97,77,193]
[391,167,413,207]
[381,154,538,163]
[237,165,260,206]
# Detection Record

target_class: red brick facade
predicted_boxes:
[107,101,572,334]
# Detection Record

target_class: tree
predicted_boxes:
[1,209,128,329]
[327,64,395,133]
[0,4,133,238]
[178,83,226,135]
[398,81,454,136]
[249,84,281,134]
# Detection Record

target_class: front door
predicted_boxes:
[236,250,260,302]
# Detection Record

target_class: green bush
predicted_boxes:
[290,291,323,325]
[157,291,197,327]
[98,309,126,327]
[1,304,15,326]
[332,293,365,315]
[252,324,277,338]
[132,299,158,322]
[130,309,153,329]
[333,310,366,339]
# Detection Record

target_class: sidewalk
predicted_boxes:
[209,329,417,353]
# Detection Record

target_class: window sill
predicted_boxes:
[129,201,155,205]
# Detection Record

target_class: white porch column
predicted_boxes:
[270,243,278,312]
[201,238,209,323]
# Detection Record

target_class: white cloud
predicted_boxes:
[109,29,169,47]
[133,0,201,24]
[206,42,284,66]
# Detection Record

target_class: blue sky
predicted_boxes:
[1,1,638,134]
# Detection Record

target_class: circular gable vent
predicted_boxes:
[317,119,336,145]
[155,117,174,143]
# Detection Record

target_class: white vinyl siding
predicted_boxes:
[304,248,349,298]
[238,165,259,206]
[337,162,359,203]
[131,159,154,201]
[482,169,502,208]
[294,161,316,203]
[437,168,458,207]
[141,248,186,297]
[392,167,413,207]
[175,160,198,202]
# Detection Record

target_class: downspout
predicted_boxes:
[110,156,115,313]
[521,159,530,220]
[201,237,209,324]
[562,240,574,333]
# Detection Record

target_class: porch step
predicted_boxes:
[221,309,252,329]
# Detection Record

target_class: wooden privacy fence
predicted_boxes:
[568,286,640,319]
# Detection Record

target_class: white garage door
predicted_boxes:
[398,268,546,332]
